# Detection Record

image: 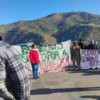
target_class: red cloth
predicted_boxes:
[29,50,40,63]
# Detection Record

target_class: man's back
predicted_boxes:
[0,41,30,100]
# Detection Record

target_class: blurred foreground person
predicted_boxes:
[71,41,81,70]
[0,41,30,100]
[29,44,40,79]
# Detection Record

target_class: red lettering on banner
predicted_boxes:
[66,57,70,65]
[40,62,44,70]
[40,61,55,73]
[89,61,98,66]
[98,50,100,55]
[44,70,49,73]
[82,50,87,55]
[40,62,47,71]
[52,60,58,68]
[39,57,71,74]
[86,50,99,56]
[50,61,53,70]
[47,61,53,70]
[82,56,98,63]
[44,62,47,69]
[59,58,64,67]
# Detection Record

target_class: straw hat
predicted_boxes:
[74,41,79,44]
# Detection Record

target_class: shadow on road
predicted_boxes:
[30,87,100,95]
[29,77,33,80]
[68,69,100,76]
[81,95,100,100]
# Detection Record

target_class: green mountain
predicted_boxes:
[1,12,100,45]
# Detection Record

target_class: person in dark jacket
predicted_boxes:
[94,41,99,49]
[0,36,2,41]
[78,39,86,49]
[86,40,95,49]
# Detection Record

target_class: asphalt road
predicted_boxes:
[30,69,100,100]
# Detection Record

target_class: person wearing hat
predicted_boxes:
[78,39,86,49]
[86,40,96,49]
[71,41,81,69]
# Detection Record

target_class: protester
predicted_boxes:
[0,36,2,41]
[0,41,30,100]
[39,42,43,45]
[70,41,73,61]
[29,44,40,79]
[71,41,81,69]
[86,40,96,49]
[94,41,98,49]
[78,39,86,49]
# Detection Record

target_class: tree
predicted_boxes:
[62,37,64,40]
[79,32,83,39]
[79,32,82,36]
[74,35,77,40]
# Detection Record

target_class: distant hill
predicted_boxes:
[1,12,100,45]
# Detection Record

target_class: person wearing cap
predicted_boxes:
[86,40,96,49]
[78,39,86,49]
[71,41,81,69]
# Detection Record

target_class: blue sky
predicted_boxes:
[0,0,100,24]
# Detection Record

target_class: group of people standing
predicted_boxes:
[29,39,99,78]
[0,33,100,100]
[71,39,99,70]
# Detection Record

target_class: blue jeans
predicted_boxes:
[31,63,39,78]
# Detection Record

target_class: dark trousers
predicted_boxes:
[31,63,39,78]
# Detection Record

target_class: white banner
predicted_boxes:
[81,49,100,69]
[12,41,71,74]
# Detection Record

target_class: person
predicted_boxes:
[94,41,98,49]
[29,44,40,79]
[70,41,73,61]
[0,36,2,41]
[0,41,30,100]
[78,39,86,65]
[86,40,95,49]
[78,39,86,49]
[71,41,81,69]
[39,42,43,45]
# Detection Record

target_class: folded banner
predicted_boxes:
[12,40,71,75]
[81,49,100,69]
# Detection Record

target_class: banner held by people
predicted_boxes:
[81,49,100,69]
[12,40,71,75]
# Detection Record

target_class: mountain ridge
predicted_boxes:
[0,11,100,45]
